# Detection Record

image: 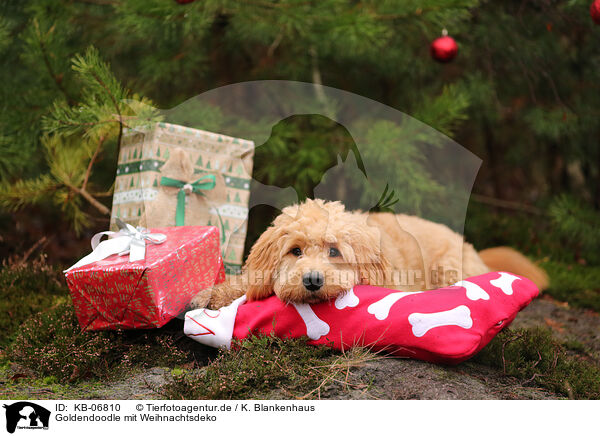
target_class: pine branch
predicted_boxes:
[414,84,470,138]
[12,47,144,227]
[82,135,106,191]
[42,133,112,217]
[63,180,111,216]
[32,19,74,104]
[55,119,116,128]
[73,0,116,5]
[470,193,545,215]
[73,47,125,148]
[237,0,310,9]
[0,175,60,211]
[549,195,600,244]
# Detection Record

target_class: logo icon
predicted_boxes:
[3,402,50,433]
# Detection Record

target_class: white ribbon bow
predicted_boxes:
[64,219,167,272]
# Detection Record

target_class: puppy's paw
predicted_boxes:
[188,290,212,310]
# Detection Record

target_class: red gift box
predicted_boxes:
[65,226,225,330]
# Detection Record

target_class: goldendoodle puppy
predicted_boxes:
[190,199,548,309]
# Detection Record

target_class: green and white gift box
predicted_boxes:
[109,122,254,275]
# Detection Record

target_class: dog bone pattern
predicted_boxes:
[367,291,424,320]
[292,303,331,340]
[408,305,473,338]
[184,271,539,364]
[452,280,490,301]
[334,288,360,310]
[490,272,520,295]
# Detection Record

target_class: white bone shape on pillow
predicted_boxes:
[367,291,423,320]
[490,272,521,295]
[453,280,490,301]
[292,303,330,340]
[335,288,360,310]
[408,305,473,337]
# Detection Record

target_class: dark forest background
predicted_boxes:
[1,0,599,284]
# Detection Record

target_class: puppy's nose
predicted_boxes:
[302,271,324,292]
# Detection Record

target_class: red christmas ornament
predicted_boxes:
[175,0,195,4]
[591,0,600,24]
[430,30,458,63]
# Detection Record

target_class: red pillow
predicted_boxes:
[184,271,539,364]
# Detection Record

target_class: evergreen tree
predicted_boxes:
[0,0,598,262]
[0,45,157,232]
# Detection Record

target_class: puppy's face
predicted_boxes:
[244,199,389,304]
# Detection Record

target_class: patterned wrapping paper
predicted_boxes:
[65,226,225,330]
[109,122,254,275]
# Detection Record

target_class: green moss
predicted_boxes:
[161,334,341,400]
[41,376,57,385]
[0,258,69,346]
[562,340,588,355]
[170,368,184,377]
[474,327,600,399]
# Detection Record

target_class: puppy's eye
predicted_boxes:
[329,247,341,258]
[290,247,302,256]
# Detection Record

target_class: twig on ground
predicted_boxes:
[522,372,544,385]
[501,332,524,374]
[18,236,50,266]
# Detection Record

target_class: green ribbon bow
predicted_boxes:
[160,174,216,226]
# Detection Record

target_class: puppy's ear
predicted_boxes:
[358,252,392,287]
[349,222,392,287]
[243,225,281,301]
